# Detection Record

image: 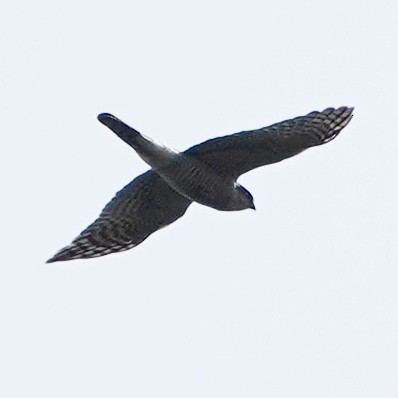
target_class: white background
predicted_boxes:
[1,1,397,397]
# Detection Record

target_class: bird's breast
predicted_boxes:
[154,154,236,210]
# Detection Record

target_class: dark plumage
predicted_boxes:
[47,107,353,262]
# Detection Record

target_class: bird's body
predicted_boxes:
[157,156,243,210]
[135,152,241,211]
[98,113,251,211]
[47,107,354,263]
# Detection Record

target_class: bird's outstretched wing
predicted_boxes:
[185,107,353,178]
[47,171,191,262]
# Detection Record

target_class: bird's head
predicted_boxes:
[235,184,256,210]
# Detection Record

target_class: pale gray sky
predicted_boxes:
[1,1,398,397]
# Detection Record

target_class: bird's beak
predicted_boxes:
[250,203,256,210]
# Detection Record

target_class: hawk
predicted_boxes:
[47,107,353,262]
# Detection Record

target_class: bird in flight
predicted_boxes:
[47,107,353,263]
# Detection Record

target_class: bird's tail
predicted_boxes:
[98,113,144,149]
[98,113,178,171]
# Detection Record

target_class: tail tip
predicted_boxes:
[98,112,117,121]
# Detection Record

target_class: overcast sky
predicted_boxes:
[1,1,398,397]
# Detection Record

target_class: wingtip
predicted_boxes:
[46,244,81,264]
[46,253,65,263]
[347,106,355,118]
[343,105,355,115]
[340,106,355,126]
